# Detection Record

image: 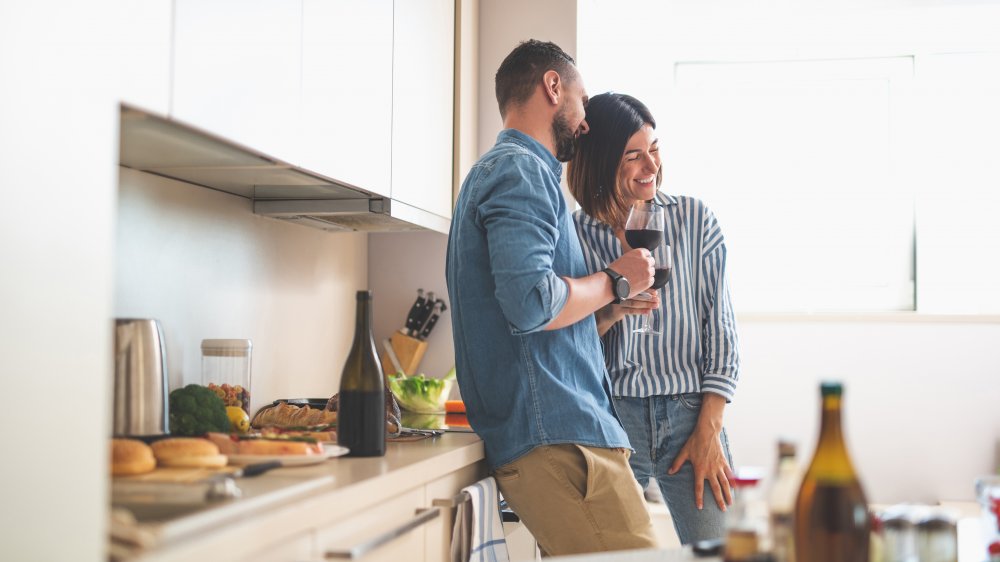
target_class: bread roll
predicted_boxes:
[151,437,227,468]
[111,438,156,476]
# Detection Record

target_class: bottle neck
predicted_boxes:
[807,393,857,480]
[818,395,845,449]
[354,295,371,343]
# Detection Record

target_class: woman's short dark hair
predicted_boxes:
[568,93,662,227]
[495,39,577,118]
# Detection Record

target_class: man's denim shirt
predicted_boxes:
[446,129,630,470]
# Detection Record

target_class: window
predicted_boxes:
[577,0,1000,314]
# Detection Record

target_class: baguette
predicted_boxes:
[252,402,337,428]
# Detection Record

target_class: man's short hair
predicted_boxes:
[495,39,577,118]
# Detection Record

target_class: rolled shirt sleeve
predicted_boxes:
[699,210,741,401]
[477,156,569,335]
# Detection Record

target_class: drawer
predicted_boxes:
[237,530,315,562]
[316,487,431,562]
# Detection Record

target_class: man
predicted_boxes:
[445,39,659,556]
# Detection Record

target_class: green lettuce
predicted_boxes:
[388,369,455,414]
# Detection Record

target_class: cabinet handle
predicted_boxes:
[324,507,440,559]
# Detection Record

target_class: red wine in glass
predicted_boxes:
[651,266,671,290]
[624,201,667,335]
[625,229,662,252]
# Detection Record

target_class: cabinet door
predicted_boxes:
[300,0,393,197]
[391,0,455,218]
[237,530,315,562]
[316,488,429,562]
[173,0,301,163]
[119,0,172,115]
[424,462,487,562]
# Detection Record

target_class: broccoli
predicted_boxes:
[168,384,231,436]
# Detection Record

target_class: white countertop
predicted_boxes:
[111,433,484,557]
[546,516,988,562]
[545,547,711,562]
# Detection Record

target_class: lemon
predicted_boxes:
[226,406,250,434]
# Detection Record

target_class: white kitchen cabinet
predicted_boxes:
[237,531,315,562]
[391,0,456,219]
[119,0,172,115]
[121,436,488,562]
[424,462,485,562]
[316,488,428,561]
[172,0,302,164]
[300,0,393,197]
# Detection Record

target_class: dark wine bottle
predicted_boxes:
[794,382,870,562]
[337,290,386,457]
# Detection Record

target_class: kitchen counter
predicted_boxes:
[546,548,710,562]
[545,516,989,562]
[111,432,485,561]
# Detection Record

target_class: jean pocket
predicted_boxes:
[677,392,703,411]
[493,464,520,482]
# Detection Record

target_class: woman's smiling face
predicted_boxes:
[617,123,660,203]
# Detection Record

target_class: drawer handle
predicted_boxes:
[324,507,440,559]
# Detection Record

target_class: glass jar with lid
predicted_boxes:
[201,339,252,414]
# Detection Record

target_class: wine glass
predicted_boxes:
[624,200,667,334]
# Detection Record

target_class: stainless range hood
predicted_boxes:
[119,105,449,233]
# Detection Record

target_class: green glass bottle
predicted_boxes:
[794,382,870,561]
[337,291,386,457]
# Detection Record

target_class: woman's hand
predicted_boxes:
[667,393,733,511]
[595,293,659,336]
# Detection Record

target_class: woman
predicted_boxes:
[567,93,741,545]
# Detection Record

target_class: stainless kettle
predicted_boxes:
[113,318,169,437]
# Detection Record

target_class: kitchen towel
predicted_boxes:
[450,476,510,562]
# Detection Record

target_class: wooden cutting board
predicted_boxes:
[115,466,239,484]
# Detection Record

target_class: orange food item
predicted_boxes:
[238,439,324,456]
[445,400,466,414]
[445,413,471,428]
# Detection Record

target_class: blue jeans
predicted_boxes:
[613,394,734,545]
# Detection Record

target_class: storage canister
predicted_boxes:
[201,339,252,413]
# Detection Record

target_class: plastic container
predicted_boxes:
[725,467,768,562]
[915,511,957,562]
[201,339,252,413]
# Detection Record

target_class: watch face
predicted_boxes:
[616,278,630,299]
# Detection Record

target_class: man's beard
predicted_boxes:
[552,108,580,162]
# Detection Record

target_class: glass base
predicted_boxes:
[632,326,660,335]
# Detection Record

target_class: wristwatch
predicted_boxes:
[602,267,630,304]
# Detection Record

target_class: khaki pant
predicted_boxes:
[493,444,659,557]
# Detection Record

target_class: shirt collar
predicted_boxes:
[654,190,679,207]
[497,128,562,177]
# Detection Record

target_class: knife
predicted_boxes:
[418,300,447,340]
[410,291,436,337]
[382,338,404,375]
[404,289,426,337]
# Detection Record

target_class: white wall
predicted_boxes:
[477,0,577,157]
[0,1,120,560]
[368,232,456,384]
[116,168,368,413]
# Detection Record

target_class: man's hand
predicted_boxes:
[608,248,654,298]
[595,293,660,336]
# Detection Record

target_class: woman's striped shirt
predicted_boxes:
[573,192,741,400]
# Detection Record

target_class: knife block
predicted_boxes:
[380,331,427,376]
